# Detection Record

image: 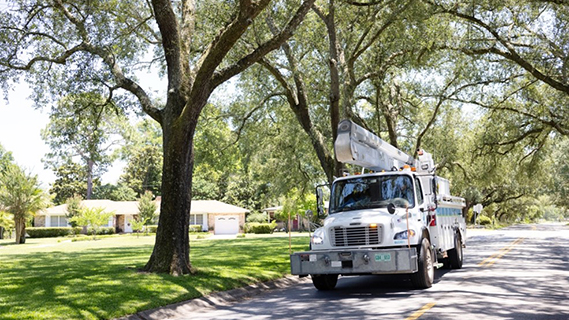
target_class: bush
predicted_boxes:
[246,212,269,223]
[189,224,203,233]
[87,227,115,235]
[477,215,492,226]
[26,227,80,238]
[244,222,277,234]
[145,225,158,233]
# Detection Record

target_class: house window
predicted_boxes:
[190,214,203,225]
[50,215,68,227]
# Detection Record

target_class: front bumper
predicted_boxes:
[290,248,418,276]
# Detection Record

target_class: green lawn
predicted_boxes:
[0,234,310,320]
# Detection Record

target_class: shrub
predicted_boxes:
[478,215,492,226]
[189,224,203,233]
[244,222,277,234]
[145,225,158,233]
[246,212,269,223]
[87,227,115,235]
[26,227,76,238]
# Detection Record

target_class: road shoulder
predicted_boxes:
[118,276,311,320]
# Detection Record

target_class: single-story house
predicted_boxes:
[35,199,249,235]
[263,203,328,231]
[263,206,283,222]
[262,205,307,231]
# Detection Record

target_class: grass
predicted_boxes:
[0,234,310,320]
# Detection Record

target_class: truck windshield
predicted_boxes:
[330,175,415,214]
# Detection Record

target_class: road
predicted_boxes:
[177,223,569,320]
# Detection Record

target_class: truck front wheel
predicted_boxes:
[411,238,434,289]
[311,274,338,290]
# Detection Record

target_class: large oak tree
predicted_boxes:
[0,0,315,274]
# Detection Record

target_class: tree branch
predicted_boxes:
[259,59,298,107]
[222,92,281,150]
[433,3,569,95]
[343,0,390,6]
[151,0,184,95]
[212,0,316,88]
[414,74,459,155]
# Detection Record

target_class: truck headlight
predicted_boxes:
[394,229,416,240]
[311,228,325,245]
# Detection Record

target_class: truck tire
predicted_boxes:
[447,233,463,269]
[411,238,434,289]
[311,274,338,291]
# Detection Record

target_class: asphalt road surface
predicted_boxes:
[181,223,569,320]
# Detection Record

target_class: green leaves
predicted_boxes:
[69,206,114,239]
[50,161,89,205]
[119,119,163,197]
[137,190,157,226]
[42,92,129,199]
[0,163,47,220]
[0,162,49,243]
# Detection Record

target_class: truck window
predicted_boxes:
[330,175,415,214]
[415,178,424,205]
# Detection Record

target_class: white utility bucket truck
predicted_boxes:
[290,119,466,290]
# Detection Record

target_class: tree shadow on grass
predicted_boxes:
[0,236,310,320]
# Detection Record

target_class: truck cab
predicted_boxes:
[314,171,426,250]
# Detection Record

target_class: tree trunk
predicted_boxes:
[143,114,198,275]
[15,217,26,244]
[0,226,4,239]
[384,111,399,148]
[86,159,94,199]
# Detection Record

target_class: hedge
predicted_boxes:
[87,227,115,235]
[244,222,277,234]
[26,227,82,238]
[141,225,204,233]
[145,225,158,233]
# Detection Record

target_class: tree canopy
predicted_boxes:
[42,92,127,199]
[0,0,317,274]
[1,0,568,270]
[0,163,49,244]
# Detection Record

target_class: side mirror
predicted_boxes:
[316,186,326,218]
[387,203,396,214]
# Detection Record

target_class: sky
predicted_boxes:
[0,83,56,188]
[0,83,128,189]
[0,69,167,190]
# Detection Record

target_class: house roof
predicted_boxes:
[190,200,249,214]
[263,206,283,212]
[40,199,249,216]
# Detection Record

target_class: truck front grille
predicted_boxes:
[331,225,382,247]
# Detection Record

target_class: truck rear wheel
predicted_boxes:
[411,238,434,289]
[447,233,463,269]
[311,274,338,291]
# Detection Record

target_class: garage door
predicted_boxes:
[215,215,239,235]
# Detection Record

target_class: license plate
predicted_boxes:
[375,253,392,262]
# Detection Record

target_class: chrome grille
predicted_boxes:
[331,225,382,247]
